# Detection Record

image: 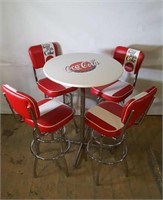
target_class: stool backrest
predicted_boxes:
[121,86,157,128]
[28,42,59,69]
[2,84,40,120]
[113,46,144,74]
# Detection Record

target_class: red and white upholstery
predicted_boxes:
[28,42,77,98]
[90,46,144,103]
[2,84,74,133]
[85,86,157,184]
[86,86,156,137]
[2,84,74,177]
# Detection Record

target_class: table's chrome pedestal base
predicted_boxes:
[73,88,87,168]
[73,143,84,168]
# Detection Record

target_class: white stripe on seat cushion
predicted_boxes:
[132,92,148,100]
[62,85,71,89]
[5,84,17,92]
[39,99,63,116]
[102,80,129,96]
[88,105,124,130]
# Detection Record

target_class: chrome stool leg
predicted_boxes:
[123,140,129,177]
[30,127,71,178]
[33,157,38,178]
[124,158,129,177]
[60,128,69,177]
[87,132,128,185]
[63,93,79,133]
[32,129,40,178]
[96,135,104,185]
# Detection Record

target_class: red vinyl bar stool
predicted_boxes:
[85,86,157,185]
[91,46,144,103]
[28,42,77,106]
[2,84,74,177]
[29,42,78,132]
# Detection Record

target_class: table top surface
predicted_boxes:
[43,53,123,88]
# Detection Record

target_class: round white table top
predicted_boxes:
[43,53,123,88]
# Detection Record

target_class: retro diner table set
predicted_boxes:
[43,53,123,167]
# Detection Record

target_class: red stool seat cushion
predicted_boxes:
[91,80,133,102]
[85,101,124,137]
[25,98,74,133]
[38,78,76,97]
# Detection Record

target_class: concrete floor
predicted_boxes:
[1,114,162,199]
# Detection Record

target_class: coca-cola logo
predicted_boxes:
[65,59,100,73]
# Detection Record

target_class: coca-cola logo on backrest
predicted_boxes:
[124,48,140,73]
[65,59,100,73]
[42,43,55,62]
